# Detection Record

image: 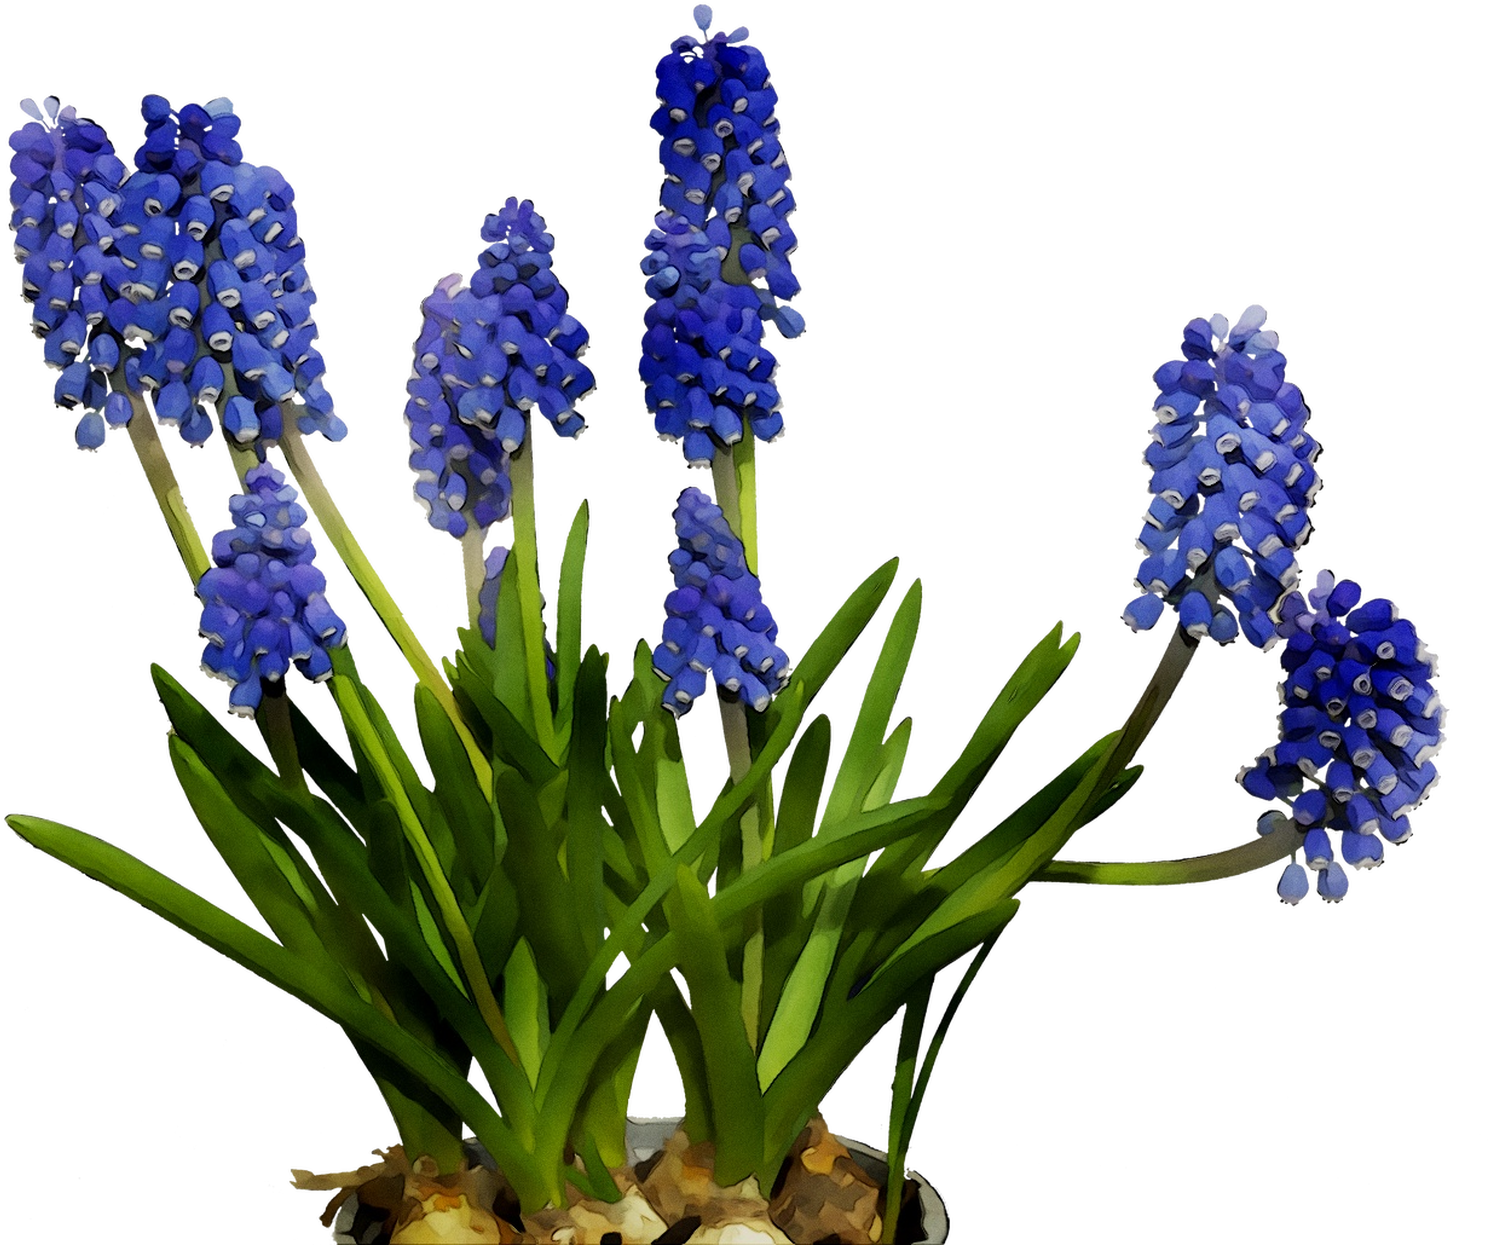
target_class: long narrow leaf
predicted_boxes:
[820,581,922,830]
[564,647,610,959]
[154,669,387,991]
[493,770,588,1012]
[415,684,494,902]
[5,813,552,1202]
[865,623,1079,889]
[167,735,340,974]
[503,937,549,1088]
[670,865,764,1184]
[760,900,1020,1173]
[554,500,590,743]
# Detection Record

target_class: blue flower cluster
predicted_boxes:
[196,463,346,717]
[652,486,788,715]
[405,199,593,538]
[640,8,803,466]
[1123,307,1320,648]
[1240,572,1443,903]
[475,544,556,682]
[9,95,337,452]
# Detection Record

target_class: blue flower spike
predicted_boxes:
[195,463,346,717]
[1239,572,1443,902]
[652,487,789,716]
[1124,307,1320,647]
[641,17,801,466]
[404,199,594,539]
[9,95,338,449]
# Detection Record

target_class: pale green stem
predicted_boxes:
[507,433,557,759]
[124,393,210,584]
[711,449,768,1049]
[719,697,763,1049]
[278,422,492,796]
[988,621,1201,899]
[256,684,309,797]
[461,524,487,634]
[1034,829,1299,885]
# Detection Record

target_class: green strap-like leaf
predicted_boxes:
[503,937,549,1088]
[760,899,1020,1176]
[415,683,495,900]
[5,813,553,1205]
[670,865,765,1185]
[554,500,590,745]
[820,581,922,831]
[493,770,588,1013]
[455,638,559,784]
[167,735,341,974]
[866,622,1079,888]
[772,713,831,861]
[564,647,610,960]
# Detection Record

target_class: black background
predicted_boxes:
[5,17,1458,1231]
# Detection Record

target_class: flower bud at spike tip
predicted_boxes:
[1238,572,1443,903]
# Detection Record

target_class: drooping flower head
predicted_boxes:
[196,464,346,717]
[1123,307,1321,649]
[640,8,803,467]
[9,95,338,451]
[652,486,789,715]
[405,199,593,538]
[1239,572,1443,903]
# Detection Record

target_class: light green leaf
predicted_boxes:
[503,937,549,1088]
[554,500,591,745]
[671,865,764,1185]
[4,813,551,1203]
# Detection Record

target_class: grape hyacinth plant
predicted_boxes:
[4,8,1450,1244]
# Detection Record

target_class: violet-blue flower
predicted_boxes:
[651,486,788,715]
[1123,307,1321,649]
[640,15,802,466]
[640,211,787,465]
[404,199,593,539]
[1240,571,1443,903]
[195,463,346,718]
[9,95,338,451]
